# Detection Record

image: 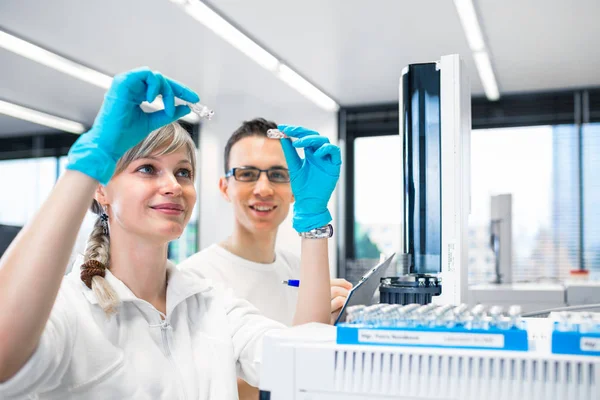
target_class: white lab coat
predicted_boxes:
[0,259,285,399]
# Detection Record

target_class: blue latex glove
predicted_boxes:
[66,67,199,184]
[278,125,342,233]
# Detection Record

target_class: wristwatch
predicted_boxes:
[299,224,334,239]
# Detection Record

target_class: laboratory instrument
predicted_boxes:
[379,54,471,307]
[258,318,600,399]
[257,54,600,399]
[490,194,513,284]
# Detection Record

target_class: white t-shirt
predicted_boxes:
[178,244,301,326]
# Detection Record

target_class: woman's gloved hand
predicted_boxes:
[278,124,342,233]
[66,67,199,184]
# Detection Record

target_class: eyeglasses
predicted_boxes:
[225,167,291,183]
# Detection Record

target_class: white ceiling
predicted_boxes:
[478,0,600,94]
[0,0,599,137]
[206,0,482,103]
[208,0,600,102]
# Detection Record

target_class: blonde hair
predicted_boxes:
[81,123,196,316]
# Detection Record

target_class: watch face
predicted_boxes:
[326,224,334,238]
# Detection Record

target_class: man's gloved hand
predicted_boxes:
[278,124,342,233]
[67,67,199,184]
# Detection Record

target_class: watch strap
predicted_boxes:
[299,224,333,239]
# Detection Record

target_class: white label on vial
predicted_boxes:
[447,243,456,272]
[580,337,600,352]
[357,329,504,348]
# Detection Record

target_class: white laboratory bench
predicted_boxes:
[469,283,566,313]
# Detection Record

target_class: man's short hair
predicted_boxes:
[224,117,277,173]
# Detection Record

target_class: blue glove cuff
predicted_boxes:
[66,136,117,185]
[293,209,332,233]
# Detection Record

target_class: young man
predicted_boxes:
[179,118,352,399]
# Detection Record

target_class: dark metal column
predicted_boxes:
[401,63,442,275]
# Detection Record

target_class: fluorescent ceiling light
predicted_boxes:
[181,1,279,72]
[277,64,339,112]
[172,0,339,112]
[473,51,500,101]
[0,30,199,123]
[453,0,485,52]
[0,100,86,134]
[0,31,112,89]
[453,0,500,101]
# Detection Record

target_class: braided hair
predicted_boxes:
[80,199,119,316]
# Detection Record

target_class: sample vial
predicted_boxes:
[579,312,598,333]
[467,304,487,329]
[266,129,287,139]
[555,311,573,332]
[186,102,214,120]
[508,305,523,329]
[442,304,468,328]
[266,129,298,141]
[345,305,366,324]
[392,304,421,327]
[409,304,438,327]
[428,304,455,327]
[361,304,388,324]
[488,306,504,327]
[496,315,513,330]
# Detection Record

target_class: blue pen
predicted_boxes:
[282,279,300,287]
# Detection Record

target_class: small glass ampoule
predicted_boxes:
[345,305,366,324]
[480,315,493,330]
[442,304,467,328]
[579,312,599,333]
[452,304,470,325]
[361,304,388,325]
[496,315,513,330]
[428,304,455,327]
[508,305,523,329]
[555,311,573,332]
[463,314,476,330]
[488,306,504,328]
[377,304,404,326]
[186,102,214,120]
[393,304,420,327]
[409,304,438,327]
[266,129,286,139]
[266,129,299,141]
[592,313,600,333]
[467,304,486,329]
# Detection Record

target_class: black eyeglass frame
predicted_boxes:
[225,166,291,183]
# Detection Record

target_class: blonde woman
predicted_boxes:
[0,68,335,399]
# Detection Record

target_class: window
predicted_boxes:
[339,88,600,283]
[0,157,57,226]
[354,135,403,257]
[168,212,199,264]
[341,135,403,282]
[0,157,57,256]
[468,125,579,283]
[583,123,600,276]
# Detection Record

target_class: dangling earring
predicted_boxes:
[100,206,109,235]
